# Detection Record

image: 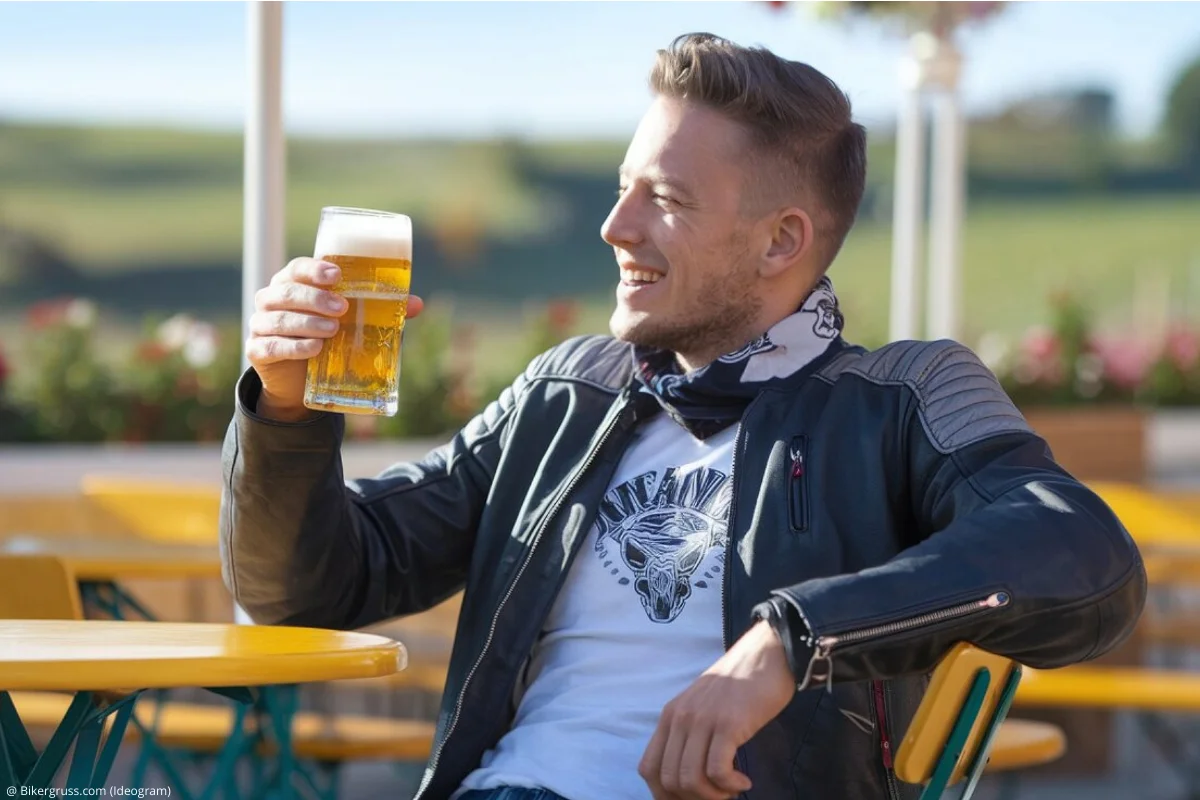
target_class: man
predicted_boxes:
[222,33,1145,800]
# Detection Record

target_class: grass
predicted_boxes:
[826,195,1200,346]
[2,121,1199,372]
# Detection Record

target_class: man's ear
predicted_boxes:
[759,208,814,280]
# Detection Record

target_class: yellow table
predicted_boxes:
[0,620,403,797]
[0,620,402,690]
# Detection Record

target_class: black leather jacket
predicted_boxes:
[220,335,1146,800]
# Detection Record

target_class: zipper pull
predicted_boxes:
[799,639,834,693]
[790,449,804,478]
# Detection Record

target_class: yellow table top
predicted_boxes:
[1014,665,1200,712]
[1,536,220,581]
[986,719,1066,772]
[0,621,404,691]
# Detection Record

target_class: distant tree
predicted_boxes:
[1164,54,1200,170]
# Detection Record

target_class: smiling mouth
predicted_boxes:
[620,269,664,286]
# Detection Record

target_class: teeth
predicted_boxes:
[622,270,662,283]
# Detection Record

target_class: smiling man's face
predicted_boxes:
[601,96,767,369]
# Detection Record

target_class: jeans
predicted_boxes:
[456,789,571,800]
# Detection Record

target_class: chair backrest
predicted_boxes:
[0,554,84,620]
[895,642,1023,800]
[80,475,221,545]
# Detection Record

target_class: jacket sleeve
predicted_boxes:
[766,341,1147,686]
[220,359,532,631]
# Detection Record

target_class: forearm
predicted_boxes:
[220,369,496,629]
[221,370,371,628]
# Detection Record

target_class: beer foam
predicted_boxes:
[314,210,412,261]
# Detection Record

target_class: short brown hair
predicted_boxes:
[650,33,867,269]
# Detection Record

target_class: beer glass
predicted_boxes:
[303,207,412,416]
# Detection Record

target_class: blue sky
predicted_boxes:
[1,1,1198,139]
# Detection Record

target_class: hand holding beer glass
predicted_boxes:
[247,207,422,422]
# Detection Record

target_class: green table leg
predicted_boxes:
[0,691,39,785]
[261,686,299,800]
[197,701,253,800]
[0,691,141,790]
[80,581,157,622]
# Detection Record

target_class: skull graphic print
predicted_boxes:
[593,466,732,623]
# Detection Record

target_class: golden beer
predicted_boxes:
[303,208,413,416]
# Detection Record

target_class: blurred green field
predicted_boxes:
[1,121,1198,361]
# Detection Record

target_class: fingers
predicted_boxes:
[405,294,424,319]
[657,717,692,796]
[250,310,339,340]
[705,734,752,796]
[272,257,341,288]
[643,705,751,800]
[256,280,348,317]
[248,256,423,373]
[674,724,724,800]
[245,335,323,366]
[640,719,669,798]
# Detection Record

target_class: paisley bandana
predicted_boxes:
[633,276,846,439]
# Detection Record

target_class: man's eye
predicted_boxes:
[653,193,676,206]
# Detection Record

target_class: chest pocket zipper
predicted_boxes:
[788,435,809,532]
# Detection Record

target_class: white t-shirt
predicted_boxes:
[456,413,737,800]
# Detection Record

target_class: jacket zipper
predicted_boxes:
[723,403,759,793]
[415,394,631,799]
[788,435,808,532]
[721,420,746,651]
[800,592,1011,691]
[872,680,901,800]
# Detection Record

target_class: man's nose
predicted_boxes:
[600,192,643,248]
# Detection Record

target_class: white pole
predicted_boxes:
[888,45,927,343]
[238,0,285,625]
[925,38,964,342]
[243,0,285,368]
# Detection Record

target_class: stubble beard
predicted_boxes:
[611,253,763,368]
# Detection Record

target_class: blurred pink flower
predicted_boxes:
[1012,326,1064,385]
[1164,327,1200,371]
[1021,326,1059,362]
[26,298,73,330]
[0,344,9,386]
[1090,336,1152,390]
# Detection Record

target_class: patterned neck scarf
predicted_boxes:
[632,276,846,439]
